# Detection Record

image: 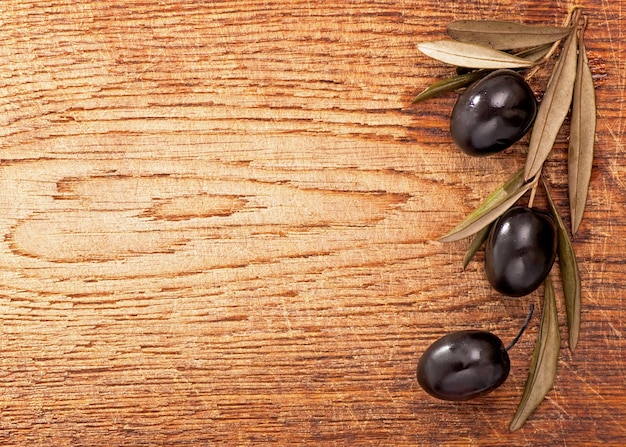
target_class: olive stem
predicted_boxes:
[524,7,583,82]
[527,172,541,208]
[525,38,563,81]
[578,14,589,39]
[527,183,538,208]
[505,304,535,351]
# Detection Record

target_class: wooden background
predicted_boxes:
[0,1,623,445]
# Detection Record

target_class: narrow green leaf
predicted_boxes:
[417,40,535,69]
[544,181,581,351]
[412,70,486,104]
[462,223,492,270]
[447,20,572,50]
[568,34,596,234]
[510,276,560,432]
[524,30,578,181]
[440,169,533,242]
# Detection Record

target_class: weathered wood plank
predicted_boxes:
[0,1,624,445]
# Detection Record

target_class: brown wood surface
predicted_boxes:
[0,1,624,445]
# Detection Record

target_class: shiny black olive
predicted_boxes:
[450,69,537,156]
[484,206,557,297]
[417,330,510,401]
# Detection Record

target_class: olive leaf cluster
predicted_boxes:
[413,8,595,432]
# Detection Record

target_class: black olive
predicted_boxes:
[417,330,510,401]
[484,206,557,297]
[450,69,537,156]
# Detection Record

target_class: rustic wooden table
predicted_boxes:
[1,1,624,445]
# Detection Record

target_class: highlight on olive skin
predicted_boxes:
[484,206,558,297]
[450,69,538,156]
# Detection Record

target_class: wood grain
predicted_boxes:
[0,1,624,445]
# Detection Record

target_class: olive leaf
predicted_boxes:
[568,33,596,234]
[510,275,560,432]
[440,169,534,242]
[447,20,572,50]
[544,180,581,351]
[417,40,535,69]
[462,223,492,270]
[524,29,578,181]
[412,70,486,104]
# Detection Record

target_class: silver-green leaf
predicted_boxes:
[462,223,492,270]
[440,169,533,242]
[412,70,486,104]
[568,33,596,234]
[447,20,572,50]
[417,40,535,69]
[545,181,581,351]
[524,30,578,181]
[510,276,560,432]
